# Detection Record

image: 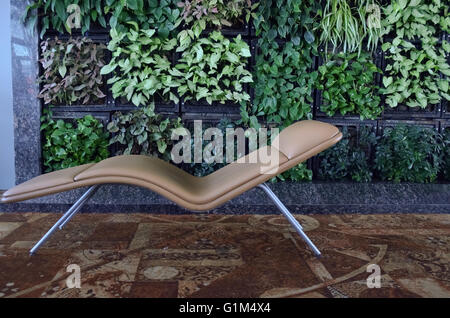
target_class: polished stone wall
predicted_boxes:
[1,182,450,214]
[4,0,450,214]
[10,0,41,185]
[0,0,15,189]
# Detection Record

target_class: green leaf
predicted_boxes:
[398,0,408,9]
[132,94,141,106]
[438,80,449,92]
[172,127,188,136]
[304,31,315,44]
[240,47,251,57]
[383,76,393,88]
[225,51,239,63]
[100,63,117,75]
[267,29,277,41]
[157,140,167,153]
[240,75,253,83]
[110,15,118,29]
[58,65,67,78]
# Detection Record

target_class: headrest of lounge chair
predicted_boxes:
[271,121,340,159]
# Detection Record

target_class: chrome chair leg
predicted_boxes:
[29,185,100,255]
[257,183,322,258]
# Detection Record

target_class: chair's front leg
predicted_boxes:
[29,185,101,255]
[257,183,322,258]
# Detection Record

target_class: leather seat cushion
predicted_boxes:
[3,164,94,198]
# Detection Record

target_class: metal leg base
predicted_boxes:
[257,183,322,258]
[29,183,319,257]
[29,185,100,255]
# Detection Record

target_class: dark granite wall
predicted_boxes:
[4,0,449,215]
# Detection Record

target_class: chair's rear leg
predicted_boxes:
[29,185,100,255]
[257,183,322,258]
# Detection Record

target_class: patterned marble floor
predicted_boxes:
[0,212,449,298]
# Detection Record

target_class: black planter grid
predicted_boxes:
[49,110,111,127]
[439,119,450,132]
[182,112,243,126]
[203,22,250,38]
[443,99,450,118]
[35,7,450,182]
[441,121,450,136]
[377,119,440,134]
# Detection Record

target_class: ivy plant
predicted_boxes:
[381,0,450,109]
[175,31,252,104]
[101,27,181,107]
[374,125,443,183]
[41,109,109,172]
[177,0,257,37]
[319,0,383,55]
[254,0,320,50]
[107,103,184,161]
[105,0,182,38]
[318,126,376,182]
[24,0,109,38]
[251,41,316,127]
[38,37,107,105]
[246,0,320,128]
[317,52,383,119]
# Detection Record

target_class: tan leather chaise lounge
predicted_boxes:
[1,120,342,257]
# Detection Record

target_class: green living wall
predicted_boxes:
[25,0,450,183]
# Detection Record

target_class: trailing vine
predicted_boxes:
[247,0,320,128]
[175,31,252,104]
[101,27,181,106]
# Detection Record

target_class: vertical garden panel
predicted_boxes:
[379,46,444,119]
[3,0,450,214]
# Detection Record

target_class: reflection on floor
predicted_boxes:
[0,212,449,298]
